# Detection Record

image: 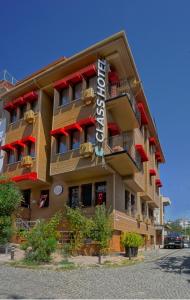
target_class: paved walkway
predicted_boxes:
[0,248,190,298]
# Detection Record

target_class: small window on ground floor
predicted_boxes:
[95,182,106,205]
[81,184,92,207]
[21,189,31,208]
[39,190,49,208]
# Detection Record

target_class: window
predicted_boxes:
[87,75,96,91]
[85,125,95,144]
[10,110,17,123]
[26,142,35,157]
[39,190,49,208]
[131,193,136,217]
[149,174,153,185]
[7,150,14,164]
[141,202,146,217]
[60,88,69,106]
[16,146,23,162]
[95,182,106,205]
[70,129,80,150]
[69,186,79,208]
[19,104,27,119]
[125,190,130,213]
[81,184,92,207]
[73,82,82,100]
[31,100,38,112]
[21,189,31,208]
[57,135,67,154]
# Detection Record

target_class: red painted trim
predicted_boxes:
[135,144,149,162]
[12,172,37,182]
[149,137,156,145]
[137,102,149,125]
[149,169,156,176]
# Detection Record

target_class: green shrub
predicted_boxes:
[0,178,22,216]
[22,213,61,263]
[121,232,144,248]
[65,206,93,254]
[0,178,23,244]
[0,216,12,245]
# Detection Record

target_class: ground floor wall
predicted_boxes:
[16,171,157,252]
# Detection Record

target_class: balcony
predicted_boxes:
[105,133,141,176]
[106,80,141,131]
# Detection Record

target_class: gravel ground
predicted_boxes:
[0,248,190,299]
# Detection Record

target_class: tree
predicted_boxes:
[0,177,23,244]
[90,204,113,264]
[0,178,22,216]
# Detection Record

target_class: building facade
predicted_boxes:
[0,32,165,251]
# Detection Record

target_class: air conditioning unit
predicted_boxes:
[24,110,35,124]
[21,156,33,168]
[136,214,143,223]
[80,142,93,158]
[82,88,95,105]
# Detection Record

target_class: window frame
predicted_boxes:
[59,87,70,106]
[72,81,82,101]
[70,129,80,150]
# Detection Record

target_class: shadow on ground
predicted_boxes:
[154,253,190,278]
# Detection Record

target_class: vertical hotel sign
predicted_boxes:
[95,59,107,157]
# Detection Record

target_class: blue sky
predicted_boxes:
[0,0,190,220]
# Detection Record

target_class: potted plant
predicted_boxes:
[121,232,144,259]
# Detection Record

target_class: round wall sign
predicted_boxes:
[54,185,63,196]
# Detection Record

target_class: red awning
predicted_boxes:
[149,169,156,176]
[108,122,120,135]
[12,172,37,182]
[80,64,96,78]
[23,91,38,102]
[135,144,149,162]
[149,137,156,146]
[155,151,162,162]
[51,117,96,136]
[13,97,26,107]
[53,79,68,90]
[137,102,148,125]
[22,136,36,143]
[11,140,26,148]
[3,102,16,112]
[54,64,96,90]
[0,144,15,151]
[108,71,119,84]
[50,128,69,137]
[155,179,163,187]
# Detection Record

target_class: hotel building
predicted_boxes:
[0,32,165,251]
